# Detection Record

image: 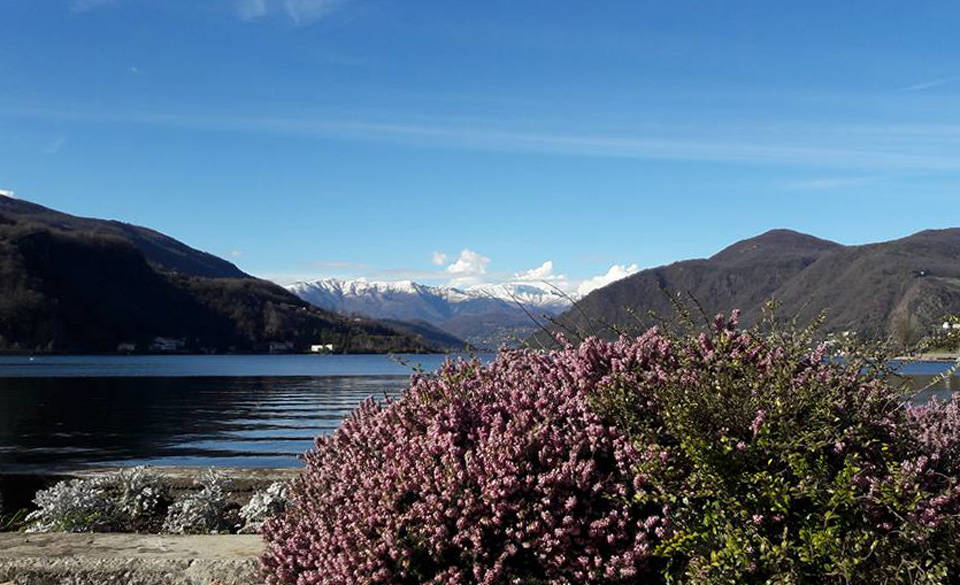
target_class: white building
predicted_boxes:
[310,344,335,353]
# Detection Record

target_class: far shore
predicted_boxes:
[893,352,960,362]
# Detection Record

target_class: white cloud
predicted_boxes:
[431,251,447,266]
[512,260,571,290]
[0,189,15,199]
[129,66,141,75]
[576,263,639,296]
[446,249,491,286]
[514,260,556,281]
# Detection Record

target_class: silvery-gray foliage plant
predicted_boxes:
[114,466,168,531]
[25,467,169,533]
[162,468,234,534]
[239,481,288,534]
[25,477,114,533]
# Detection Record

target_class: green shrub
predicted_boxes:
[593,311,960,584]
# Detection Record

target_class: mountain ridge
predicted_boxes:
[287,278,574,349]
[0,196,247,279]
[0,197,442,354]
[534,227,960,347]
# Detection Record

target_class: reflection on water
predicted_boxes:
[0,354,459,378]
[889,359,960,403]
[904,375,960,404]
[0,375,409,471]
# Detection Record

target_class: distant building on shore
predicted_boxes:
[310,343,335,353]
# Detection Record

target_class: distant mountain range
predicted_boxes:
[6,195,956,354]
[532,228,960,347]
[0,196,443,354]
[287,279,573,349]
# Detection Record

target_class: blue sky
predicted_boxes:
[2,1,960,293]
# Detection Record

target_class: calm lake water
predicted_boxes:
[0,354,480,472]
[0,354,955,472]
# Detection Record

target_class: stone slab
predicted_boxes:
[0,533,264,585]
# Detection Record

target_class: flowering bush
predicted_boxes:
[238,481,288,534]
[262,311,960,585]
[162,469,236,534]
[262,344,661,584]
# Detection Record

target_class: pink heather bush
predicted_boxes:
[262,343,665,585]
[263,311,960,585]
[264,342,669,585]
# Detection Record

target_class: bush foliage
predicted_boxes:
[161,469,237,535]
[262,311,960,585]
[239,481,289,534]
[21,467,259,535]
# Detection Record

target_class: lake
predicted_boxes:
[0,354,956,472]
[0,354,479,472]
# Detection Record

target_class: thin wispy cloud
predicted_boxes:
[784,176,878,191]
[236,0,348,25]
[431,251,448,266]
[284,0,346,25]
[236,0,268,21]
[311,260,371,271]
[898,75,960,92]
[12,105,960,172]
[43,137,67,155]
[71,0,118,13]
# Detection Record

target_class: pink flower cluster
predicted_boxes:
[262,341,667,585]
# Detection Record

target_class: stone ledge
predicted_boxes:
[0,533,263,585]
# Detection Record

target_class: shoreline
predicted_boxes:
[893,352,960,362]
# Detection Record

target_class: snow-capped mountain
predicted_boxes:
[285,279,575,349]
